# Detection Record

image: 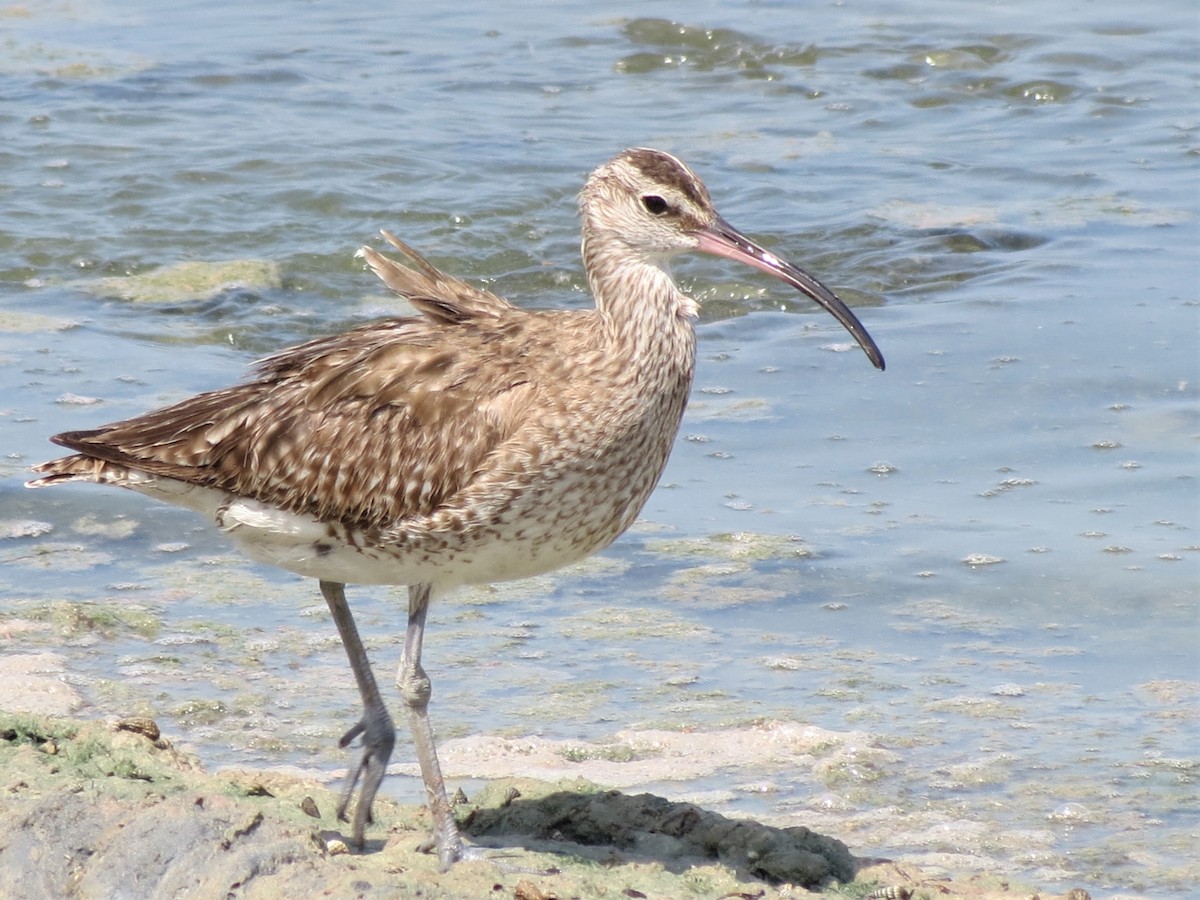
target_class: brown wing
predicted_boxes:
[35,314,543,531]
[30,233,568,529]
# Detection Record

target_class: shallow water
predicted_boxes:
[1,0,1196,894]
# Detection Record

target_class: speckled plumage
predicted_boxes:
[28,148,883,868]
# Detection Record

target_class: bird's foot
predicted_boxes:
[415,837,551,875]
[415,831,491,872]
[334,707,396,847]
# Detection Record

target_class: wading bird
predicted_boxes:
[28,148,884,869]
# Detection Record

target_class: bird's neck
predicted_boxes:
[582,233,698,371]
[580,232,697,469]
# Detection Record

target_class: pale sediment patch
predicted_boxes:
[0,652,82,716]
[426,720,875,789]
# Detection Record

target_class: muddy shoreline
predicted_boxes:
[0,706,1098,900]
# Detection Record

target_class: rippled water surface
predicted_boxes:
[1,0,1196,894]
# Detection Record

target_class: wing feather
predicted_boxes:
[33,314,544,531]
[28,236,603,533]
[356,230,514,324]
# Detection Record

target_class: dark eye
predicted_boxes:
[640,194,670,216]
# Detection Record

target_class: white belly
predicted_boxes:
[120,472,638,589]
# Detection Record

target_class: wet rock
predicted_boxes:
[463,779,855,887]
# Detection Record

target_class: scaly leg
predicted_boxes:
[401,583,463,870]
[319,579,395,848]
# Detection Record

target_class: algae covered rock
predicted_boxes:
[80,259,282,303]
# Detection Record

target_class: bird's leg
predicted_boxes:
[319,579,395,849]
[400,583,463,871]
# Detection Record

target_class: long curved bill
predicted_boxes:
[697,216,885,371]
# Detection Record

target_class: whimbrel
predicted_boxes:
[28,148,884,869]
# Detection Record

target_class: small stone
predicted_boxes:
[116,716,161,741]
[514,880,555,900]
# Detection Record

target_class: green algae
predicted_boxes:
[81,259,282,303]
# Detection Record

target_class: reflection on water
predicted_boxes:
[1,0,1196,893]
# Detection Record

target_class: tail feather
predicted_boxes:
[26,454,112,489]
